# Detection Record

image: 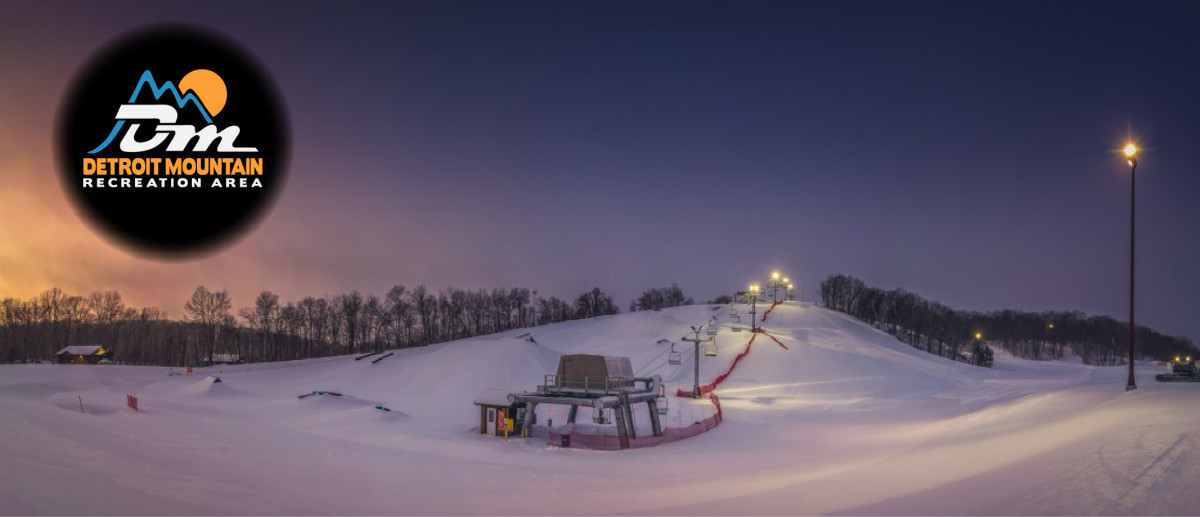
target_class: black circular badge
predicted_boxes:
[56,24,290,259]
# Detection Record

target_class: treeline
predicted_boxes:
[819,274,1196,366]
[0,285,622,366]
[629,283,694,312]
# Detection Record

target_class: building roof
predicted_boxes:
[56,345,107,356]
[473,388,522,407]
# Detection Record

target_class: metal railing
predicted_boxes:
[541,375,636,396]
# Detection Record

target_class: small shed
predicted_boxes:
[56,345,113,365]
[204,353,242,365]
[473,388,526,436]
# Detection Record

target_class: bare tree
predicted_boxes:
[183,286,233,366]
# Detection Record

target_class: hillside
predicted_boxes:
[0,301,1196,515]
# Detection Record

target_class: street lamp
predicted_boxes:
[768,271,790,303]
[1124,141,1139,392]
[1046,321,1055,355]
[972,332,984,366]
[770,272,781,303]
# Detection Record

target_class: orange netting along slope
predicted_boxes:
[761,300,783,322]
[676,328,788,397]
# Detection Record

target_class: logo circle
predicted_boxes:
[55,24,290,259]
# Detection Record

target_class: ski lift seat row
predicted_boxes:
[668,344,682,365]
[704,341,717,357]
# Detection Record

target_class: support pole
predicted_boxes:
[1127,159,1138,392]
[683,326,705,398]
[614,405,630,449]
[647,400,663,437]
[624,404,637,439]
[750,296,757,332]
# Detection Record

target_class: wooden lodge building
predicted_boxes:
[56,345,113,364]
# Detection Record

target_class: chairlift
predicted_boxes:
[668,344,682,365]
[656,386,669,415]
[707,325,719,336]
[704,341,717,357]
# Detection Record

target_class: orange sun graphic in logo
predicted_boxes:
[178,69,227,116]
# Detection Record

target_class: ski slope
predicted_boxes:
[1,302,1197,515]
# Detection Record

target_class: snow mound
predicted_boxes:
[176,375,247,397]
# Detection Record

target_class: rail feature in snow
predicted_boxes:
[675,328,788,397]
[297,390,345,399]
[370,352,393,364]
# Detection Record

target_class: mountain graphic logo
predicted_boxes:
[88,70,226,154]
[55,24,290,259]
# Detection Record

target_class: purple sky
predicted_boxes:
[2,1,1199,343]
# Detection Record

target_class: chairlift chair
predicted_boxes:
[704,341,717,357]
[656,386,669,415]
[668,344,682,365]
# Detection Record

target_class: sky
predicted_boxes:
[1,1,1199,342]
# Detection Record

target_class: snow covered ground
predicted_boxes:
[1,302,1197,515]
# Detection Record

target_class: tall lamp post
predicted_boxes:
[1046,322,1055,356]
[973,332,983,366]
[770,272,781,303]
[1125,142,1139,392]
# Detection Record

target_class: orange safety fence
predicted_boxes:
[761,300,783,322]
[675,328,789,397]
[548,393,722,450]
